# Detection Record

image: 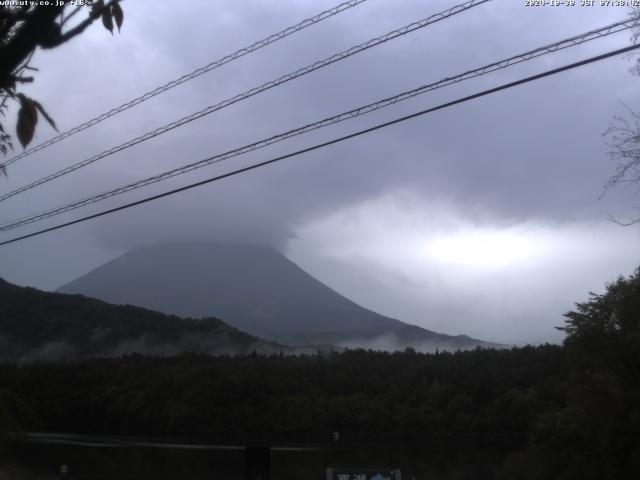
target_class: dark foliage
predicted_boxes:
[0,346,567,445]
[516,267,640,480]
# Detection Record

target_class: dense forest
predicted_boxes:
[0,346,566,441]
[0,268,639,479]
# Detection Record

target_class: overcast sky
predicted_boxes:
[1,0,639,344]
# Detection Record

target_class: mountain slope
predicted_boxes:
[58,242,498,350]
[0,277,285,363]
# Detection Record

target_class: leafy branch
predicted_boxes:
[0,0,124,173]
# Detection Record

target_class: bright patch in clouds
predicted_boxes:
[286,191,640,345]
[424,228,545,270]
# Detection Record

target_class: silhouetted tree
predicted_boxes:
[524,268,640,479]
[559,267,640,387]
[602,8,640,224]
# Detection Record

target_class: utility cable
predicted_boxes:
[0,0,371,170]
[1,18,636,232]
[0,0,491,202]
[1,43,637,247]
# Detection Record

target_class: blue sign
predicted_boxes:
[326,468,401,480]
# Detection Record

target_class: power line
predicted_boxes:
[0,0,371,170]
[1,43,637,248]
[0,0,491,203]
[1,18,636,232]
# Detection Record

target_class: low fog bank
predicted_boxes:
[2,330,289,366]
[335,332,509,353]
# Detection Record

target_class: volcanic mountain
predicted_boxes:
[58,242,498,350]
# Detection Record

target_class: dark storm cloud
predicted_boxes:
[4,0,637,227]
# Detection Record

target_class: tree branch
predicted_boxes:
[52,0,119,47]
[11,75,33,83]
[59,5,82,28]
[607,211,640,226]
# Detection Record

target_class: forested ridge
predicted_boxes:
[0,277,286,362]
